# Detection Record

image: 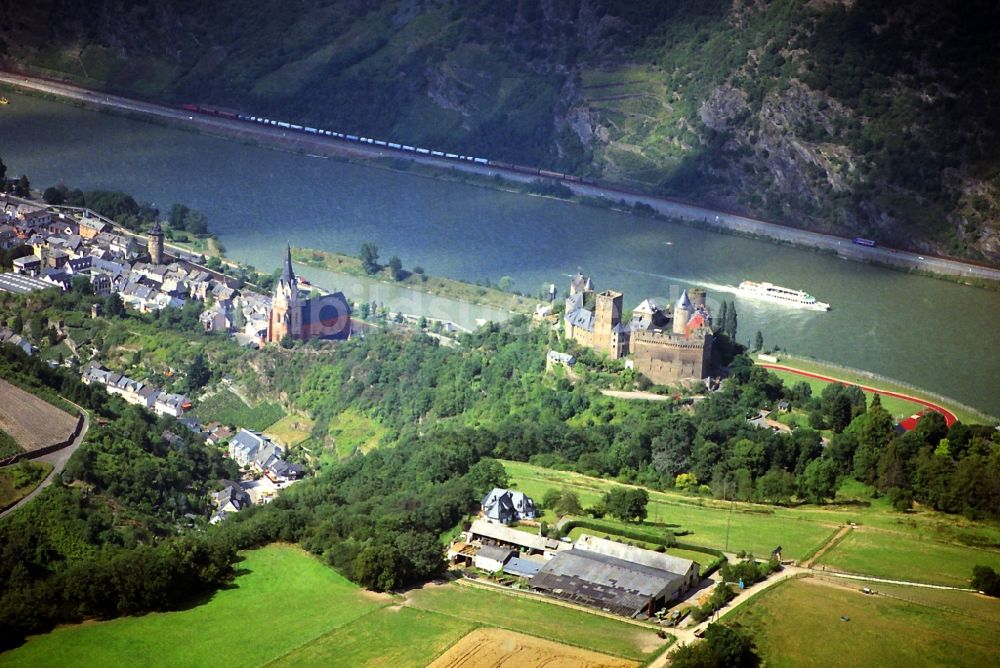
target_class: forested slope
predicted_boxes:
[2,1,998,257]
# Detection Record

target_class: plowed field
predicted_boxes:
[429,628,637,668]
[0,380,77,452]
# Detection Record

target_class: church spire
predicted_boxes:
[281,244,295,285]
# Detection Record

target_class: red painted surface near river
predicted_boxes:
[759,364,957,427]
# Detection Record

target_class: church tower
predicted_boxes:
[148,221,164,265]
[268,245,301,342]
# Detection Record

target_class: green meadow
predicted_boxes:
[0,545,385,668]
[1,544,665,667]
[730,577,1000,668]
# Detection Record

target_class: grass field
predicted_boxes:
[0,429,21,458]
[404,583,663,660]
[277,606,474,667]
[504,460,838,559]
[263,415,314,448]
[729,577,1000,668]
[1,544,665,667]
[325,409,388,461]
[0,545,387,667]
[0,461,52,509]
[193,388,286,431]
[813,529,1000,587]
[766,369,925,421]
[505,461,1000,584]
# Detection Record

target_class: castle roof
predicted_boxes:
[675,291,692,311]
[149,221,163,236]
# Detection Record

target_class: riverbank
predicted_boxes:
[292,248,537,315]
[3,72,999,287]
[754,354,997,425]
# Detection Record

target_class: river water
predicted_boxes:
[2,90,997,416]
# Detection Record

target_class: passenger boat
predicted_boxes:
[738,281,830,310]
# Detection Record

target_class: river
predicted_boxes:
[2,89,997,416]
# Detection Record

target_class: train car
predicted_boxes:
[181,104,199,113]
[304,127,318,134]
[430,150,444,157]
[277,121,291,129]
[564,174,583,183]
[402,145,415,151]
[473,157,488,164]
[388,142,402,149]
[853,237,877,247]
[416,147,430,154]
[374,140,387,146]
[290,124,303,131]
[538,169,563,179]
[445,153,459,159]
[345,134,359,141]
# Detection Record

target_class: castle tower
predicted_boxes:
[148,221,164,265]
[594,290,624,358]
[267,245,301,342]
[673,290,692,335]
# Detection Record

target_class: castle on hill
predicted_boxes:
[267,246,352,343]
[563,273,713,385]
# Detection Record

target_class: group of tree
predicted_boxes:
[167,203,209,235]
[671,622,759,668]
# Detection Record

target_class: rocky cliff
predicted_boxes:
[2,0,997,262]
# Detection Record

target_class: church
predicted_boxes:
[267,247,352,343]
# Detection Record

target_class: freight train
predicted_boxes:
[178,103,585,183]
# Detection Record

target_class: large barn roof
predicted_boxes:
[573,534,698,576]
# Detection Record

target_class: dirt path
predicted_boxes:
[802,525,852,569]
[601,390,671,402]
[758,364,957,426]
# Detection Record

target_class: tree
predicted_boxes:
[799,457,839,503]
[971,565,1000,596]
[359,242,380,275]
[603,487,648,522]
[753,330,764,352]
[186,353,211,392]
[725,301,738,340]
[13,175,30,198]
[387,255,403,281]
[43,186,66,205]
[104,293,126,318]
[0,157,6,186]
[717,301,729,334]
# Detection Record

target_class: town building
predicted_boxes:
[266,246,352,344]
[563,273,714,385]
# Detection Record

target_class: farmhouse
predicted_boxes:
[481,487,537,524]
[531,534,699,618]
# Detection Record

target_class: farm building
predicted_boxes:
[531,534,700,618]
[475,545,516,573]
[467,519,567,559]
[481,487,537,524]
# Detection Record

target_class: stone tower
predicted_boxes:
[673,290,692,335]
[148,221,164,265]
[267,245,301,343]
[594,290,624,357]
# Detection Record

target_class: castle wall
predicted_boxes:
[632,330,712,385]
